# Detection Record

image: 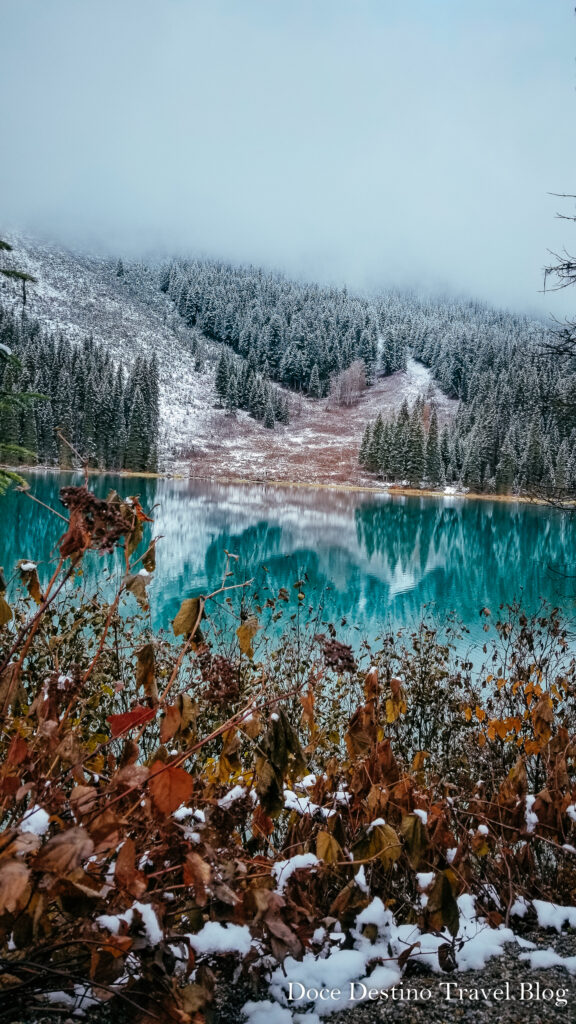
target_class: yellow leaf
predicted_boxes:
[316,829,343,864]
[172,597,203,638]
[236,615,260,658]
[369,824,402,869]
[0,593,12,627]
[385,698,406,724]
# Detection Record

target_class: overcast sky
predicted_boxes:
[1,0,575,315]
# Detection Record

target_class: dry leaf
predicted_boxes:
[149,761,194,814]
[35,827,94,875]
[124,572,149,610]
[142,539,157,572]
[400,813,428,869]
[183,852,211,906]
[115,838,147,898]
[0,593,12,627]
[107,705,157,737]
[160,703,182,744]
[236,615,260,658]
[369,824,402,869]
[18,561,43,604]
[173,597,203,638]
[316,830,342,865]
[135,643,157,705]
[427,871,459,937]
[0,859,29,914]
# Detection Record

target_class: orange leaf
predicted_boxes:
[149,761,194,815]
[183,852,211,906]
[300,688,315,730]
[127,496,154,522]
[160,704,182,744]
[252,802,274,838]
[475,706,486,723]
[115,838,147,898]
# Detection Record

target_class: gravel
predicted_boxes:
[217,931,576,1024]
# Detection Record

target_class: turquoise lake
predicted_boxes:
[2,474,576,656]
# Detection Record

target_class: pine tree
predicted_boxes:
[215,351,230,405]
[359,424,372,468]
[379,422,392,479]
[555,438,570,494]
[425,408,443,486]
[308,363,321,398]
[360,330,376,386]
[463,432,482,491]
[406,414,426,487]
[124,387,149,472]
[495,434,516,494]
[226,372,238,412]
[264,399,275,429]
[366,414,384,472]
[523,416,543,487]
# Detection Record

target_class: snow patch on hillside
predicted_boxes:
[1,234,220,466]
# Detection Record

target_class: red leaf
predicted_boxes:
[107,705,157,738]
[149,761,194,814]
[7,735,29,766]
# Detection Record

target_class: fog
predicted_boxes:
[1,0,575,315]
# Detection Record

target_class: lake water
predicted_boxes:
[2,473,576,656]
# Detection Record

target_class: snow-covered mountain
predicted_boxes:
[1,234,454,482]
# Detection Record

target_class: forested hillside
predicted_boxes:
[0,302,160,471]
[1,236,570,492]
[359,299,575,495]
[161,259,408,400]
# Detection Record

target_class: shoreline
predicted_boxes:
[183,472,574,508]
[3,463,575,509]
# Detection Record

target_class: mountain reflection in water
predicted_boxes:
[2,474,576,654]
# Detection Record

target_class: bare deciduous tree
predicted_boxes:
[327,359,366,409]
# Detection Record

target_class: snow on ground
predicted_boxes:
[2,233,219,465]
[2,235,457,485]
[181,356,457,488]
[241,893,576,1023]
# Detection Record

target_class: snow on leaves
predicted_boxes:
[2,480,576,1022]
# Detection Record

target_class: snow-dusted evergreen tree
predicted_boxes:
[308,363,321,398]
[406,411,426,487]
[124,386,148,472]
[358,423,372,468]
[163,257,407,400]
[425,408,443,485]
[0,301,159,472]
[495,434,516,494]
